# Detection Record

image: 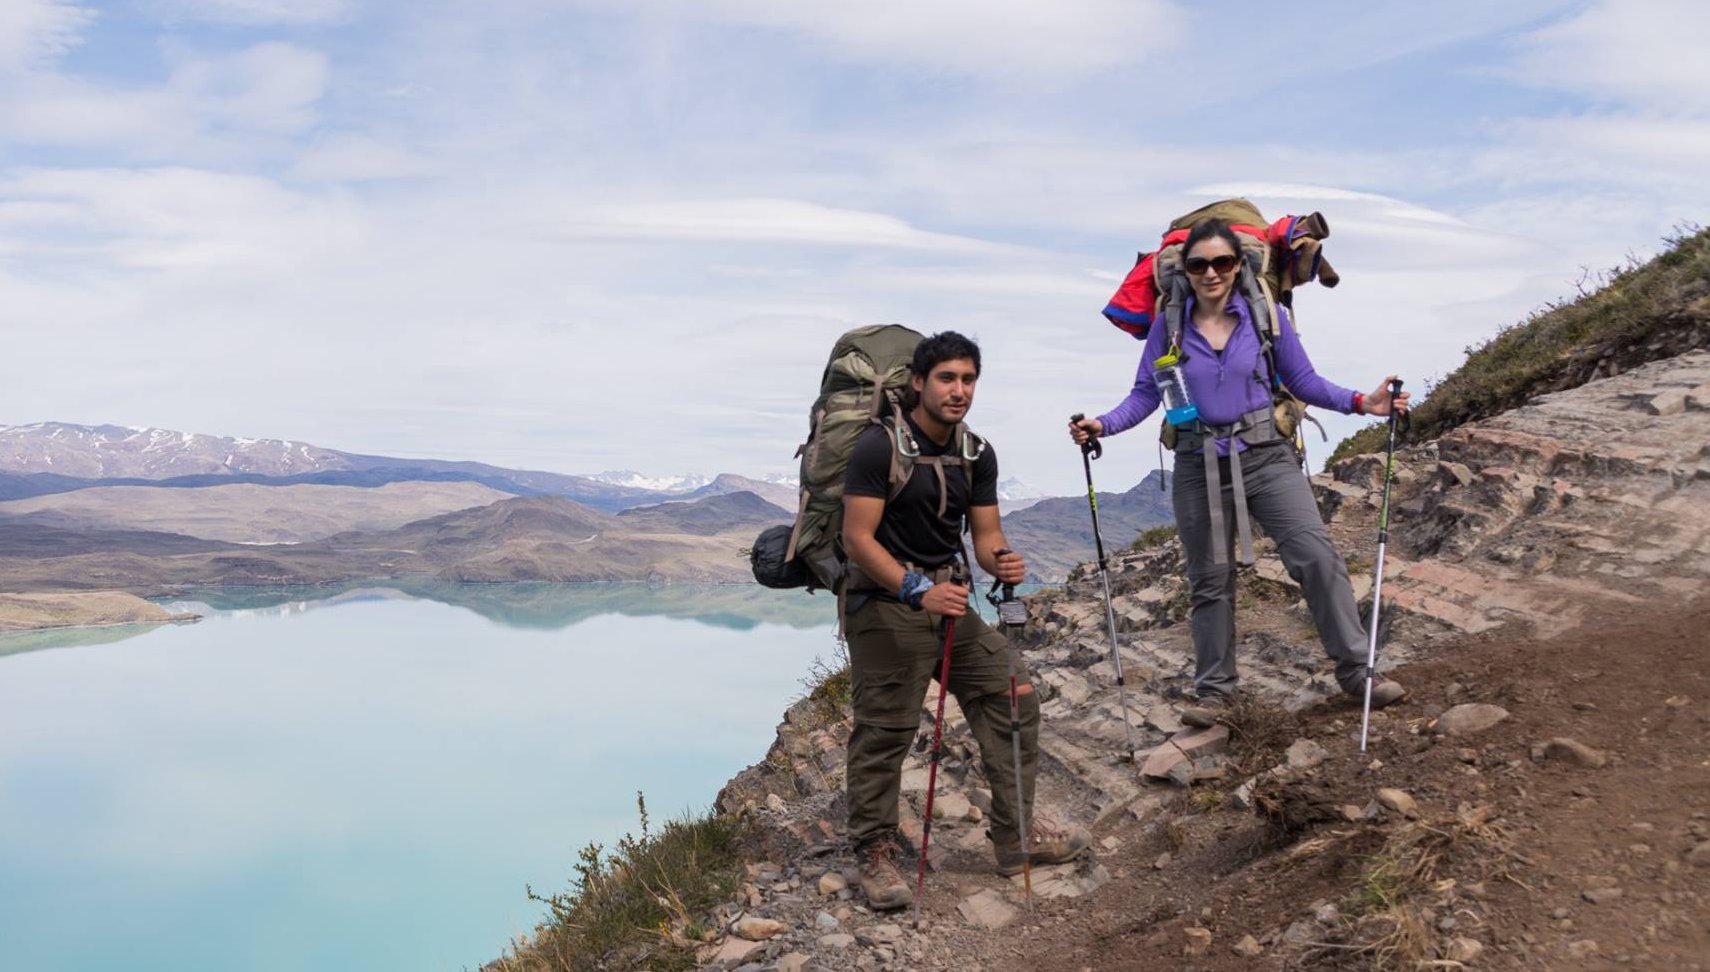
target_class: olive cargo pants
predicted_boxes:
[843,599,1040,848]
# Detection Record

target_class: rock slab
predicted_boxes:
[1436,703,1511,737]
[958,889,1019,930]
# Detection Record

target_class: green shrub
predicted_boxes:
[497,794,747,971]
[1130,523,1178,550]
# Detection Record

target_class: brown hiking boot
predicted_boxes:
[993,817,1092,876]
[1180,692,1232,729]
[856,836,914,911]
[1362,677,1408,709]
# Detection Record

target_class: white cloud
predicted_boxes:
[0,0,91,73]
[0,40,328,156]
[151,0,350,26]
[1504,114,1710,176]
[0,166,368,274]
[166,41,329,135]
[1515,0,1710,111]
[599,0,1183,78]
[1188,184,1470,228]
[544,198,1016,252]
[289,133,432,182]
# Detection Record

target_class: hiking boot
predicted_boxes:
[1365,677,1408,709]
[1180,692,1232,729]
[1343,676,1408,709]
[993,817,1092,876]
[856,836,914,911]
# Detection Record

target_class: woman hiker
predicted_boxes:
[1068,217,1411,728]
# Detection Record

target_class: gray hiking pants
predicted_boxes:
[1174,441,1368,698]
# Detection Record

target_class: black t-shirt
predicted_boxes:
[843,413,999,570]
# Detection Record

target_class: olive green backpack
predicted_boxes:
[758,324,980,593]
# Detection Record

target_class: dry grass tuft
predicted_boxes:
[1297,803,1517,970]
[1222,693,1306,770]
[495,794,748,972]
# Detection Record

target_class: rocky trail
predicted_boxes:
[698,351,1710,971]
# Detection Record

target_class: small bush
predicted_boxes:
[1130,523,1179,551]
[1222,694,1304,770]
[798,635,852,721]
[497,794,748,972]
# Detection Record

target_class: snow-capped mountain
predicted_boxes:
[0,423,352,480]
[0,422,806,514]
[587,470,714,493]
[995,476,1047,511]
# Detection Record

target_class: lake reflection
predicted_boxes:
[0,584,839,972]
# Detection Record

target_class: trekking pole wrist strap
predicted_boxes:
[899,571,935,610]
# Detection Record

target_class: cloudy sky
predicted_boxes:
[3,0,1707,495]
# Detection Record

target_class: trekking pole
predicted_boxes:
[1360,380,1408,753]
[986,565,1033,912]
[913,564,967,928]
[1070,415,1139,765]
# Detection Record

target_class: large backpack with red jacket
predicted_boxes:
[1100,198,1339,450]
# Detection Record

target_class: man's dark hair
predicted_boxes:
[911,330,981,378]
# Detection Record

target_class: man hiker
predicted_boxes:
[841,330,1090,911]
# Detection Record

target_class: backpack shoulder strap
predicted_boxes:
[885,418,981,521]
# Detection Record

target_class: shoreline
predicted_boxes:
[0,591,201,634]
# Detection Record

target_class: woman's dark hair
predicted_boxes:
[911,330,982,378]
[1183,218,1244,262]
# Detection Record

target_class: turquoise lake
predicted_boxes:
[0,583,842,972]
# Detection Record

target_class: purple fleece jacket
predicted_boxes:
[1097,293,1359,456]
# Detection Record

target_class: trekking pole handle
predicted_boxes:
[1071,413,1103,460]
[987,551,1027,626]
[994,547,1017,603]
[940,565,969,637]
[1387,379,1411,434]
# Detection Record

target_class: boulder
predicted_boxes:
[1539,737,1609,768]
[1444,937,1485,964]
[1435,703,1510,737]
[1182,927,1213,956]
[817,933,855,950]
[734,915,788,940]
[701,937,763,964]
[1377,788,1419,817]
[1285,738,1330,770]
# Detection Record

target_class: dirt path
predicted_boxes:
[1003,599,1710,971]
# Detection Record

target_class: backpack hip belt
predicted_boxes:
[1173,405,1280,568]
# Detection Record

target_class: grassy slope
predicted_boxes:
[1329,225,1710,463]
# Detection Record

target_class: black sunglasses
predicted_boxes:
[1184,254,1240,275]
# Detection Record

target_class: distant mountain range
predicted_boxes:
[1001,470,1174,582]
[0,422,796,512]
[0,419,1161,595]
[0,491,795,593]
